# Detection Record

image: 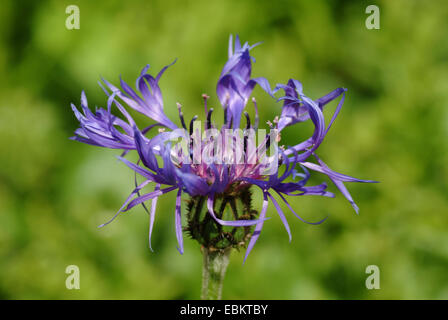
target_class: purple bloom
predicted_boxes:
[70,35,377,261]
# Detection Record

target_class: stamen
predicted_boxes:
[189,115,198,161]
[265,120,278,151]
[265,134,271,149]
[176,102,187,130]
[206,108,214,129]
[252,97,259,130]
[244,111,251,129]
[265,121,273,150]
[276,132,281,143]
[224,93,230,128]
[202,94,210,118]
[243,112,251,156]
[223,106,228,127]
[256,134,270,157]
[189,115,198,136]
[273,116,280,131]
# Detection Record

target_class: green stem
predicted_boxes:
[201,247,231,300]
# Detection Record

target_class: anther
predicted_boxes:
[202,94,210,117]
[206,108,214,129]
[265,135,271,149]
[244,111,251,130]
[176,102,187,130]
[223,107,228,127]
[189,115,198,136]
[189,115,199,160]
[276,132,281,143]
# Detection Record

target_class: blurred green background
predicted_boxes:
[1,0,447,299]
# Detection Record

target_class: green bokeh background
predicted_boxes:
[1,0,447,299]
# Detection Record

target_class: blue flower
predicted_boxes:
[70,35,377,260]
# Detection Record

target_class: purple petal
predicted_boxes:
[98,179,153,228]
[207,195,267,227]
[148,184,160,251]
[228,34,233,58]
[176,169,210,196]
[175,188,184,254]
[332,178,359,214]
[283,139,313,157]
[243,193,269,264]
[103,65,178,130]
[244,77,275,99]
[117,156,157,181]
[304,154,379,214]
[267,192,292,242]
[315,87,345,109]
[323,88,347,135]
[70,92,136,150]
[275,190,328,225]
[133,127,159,172]
[301,161,377,183]
[125,186,177,211]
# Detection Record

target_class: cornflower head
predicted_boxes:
[70,35,376,263]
